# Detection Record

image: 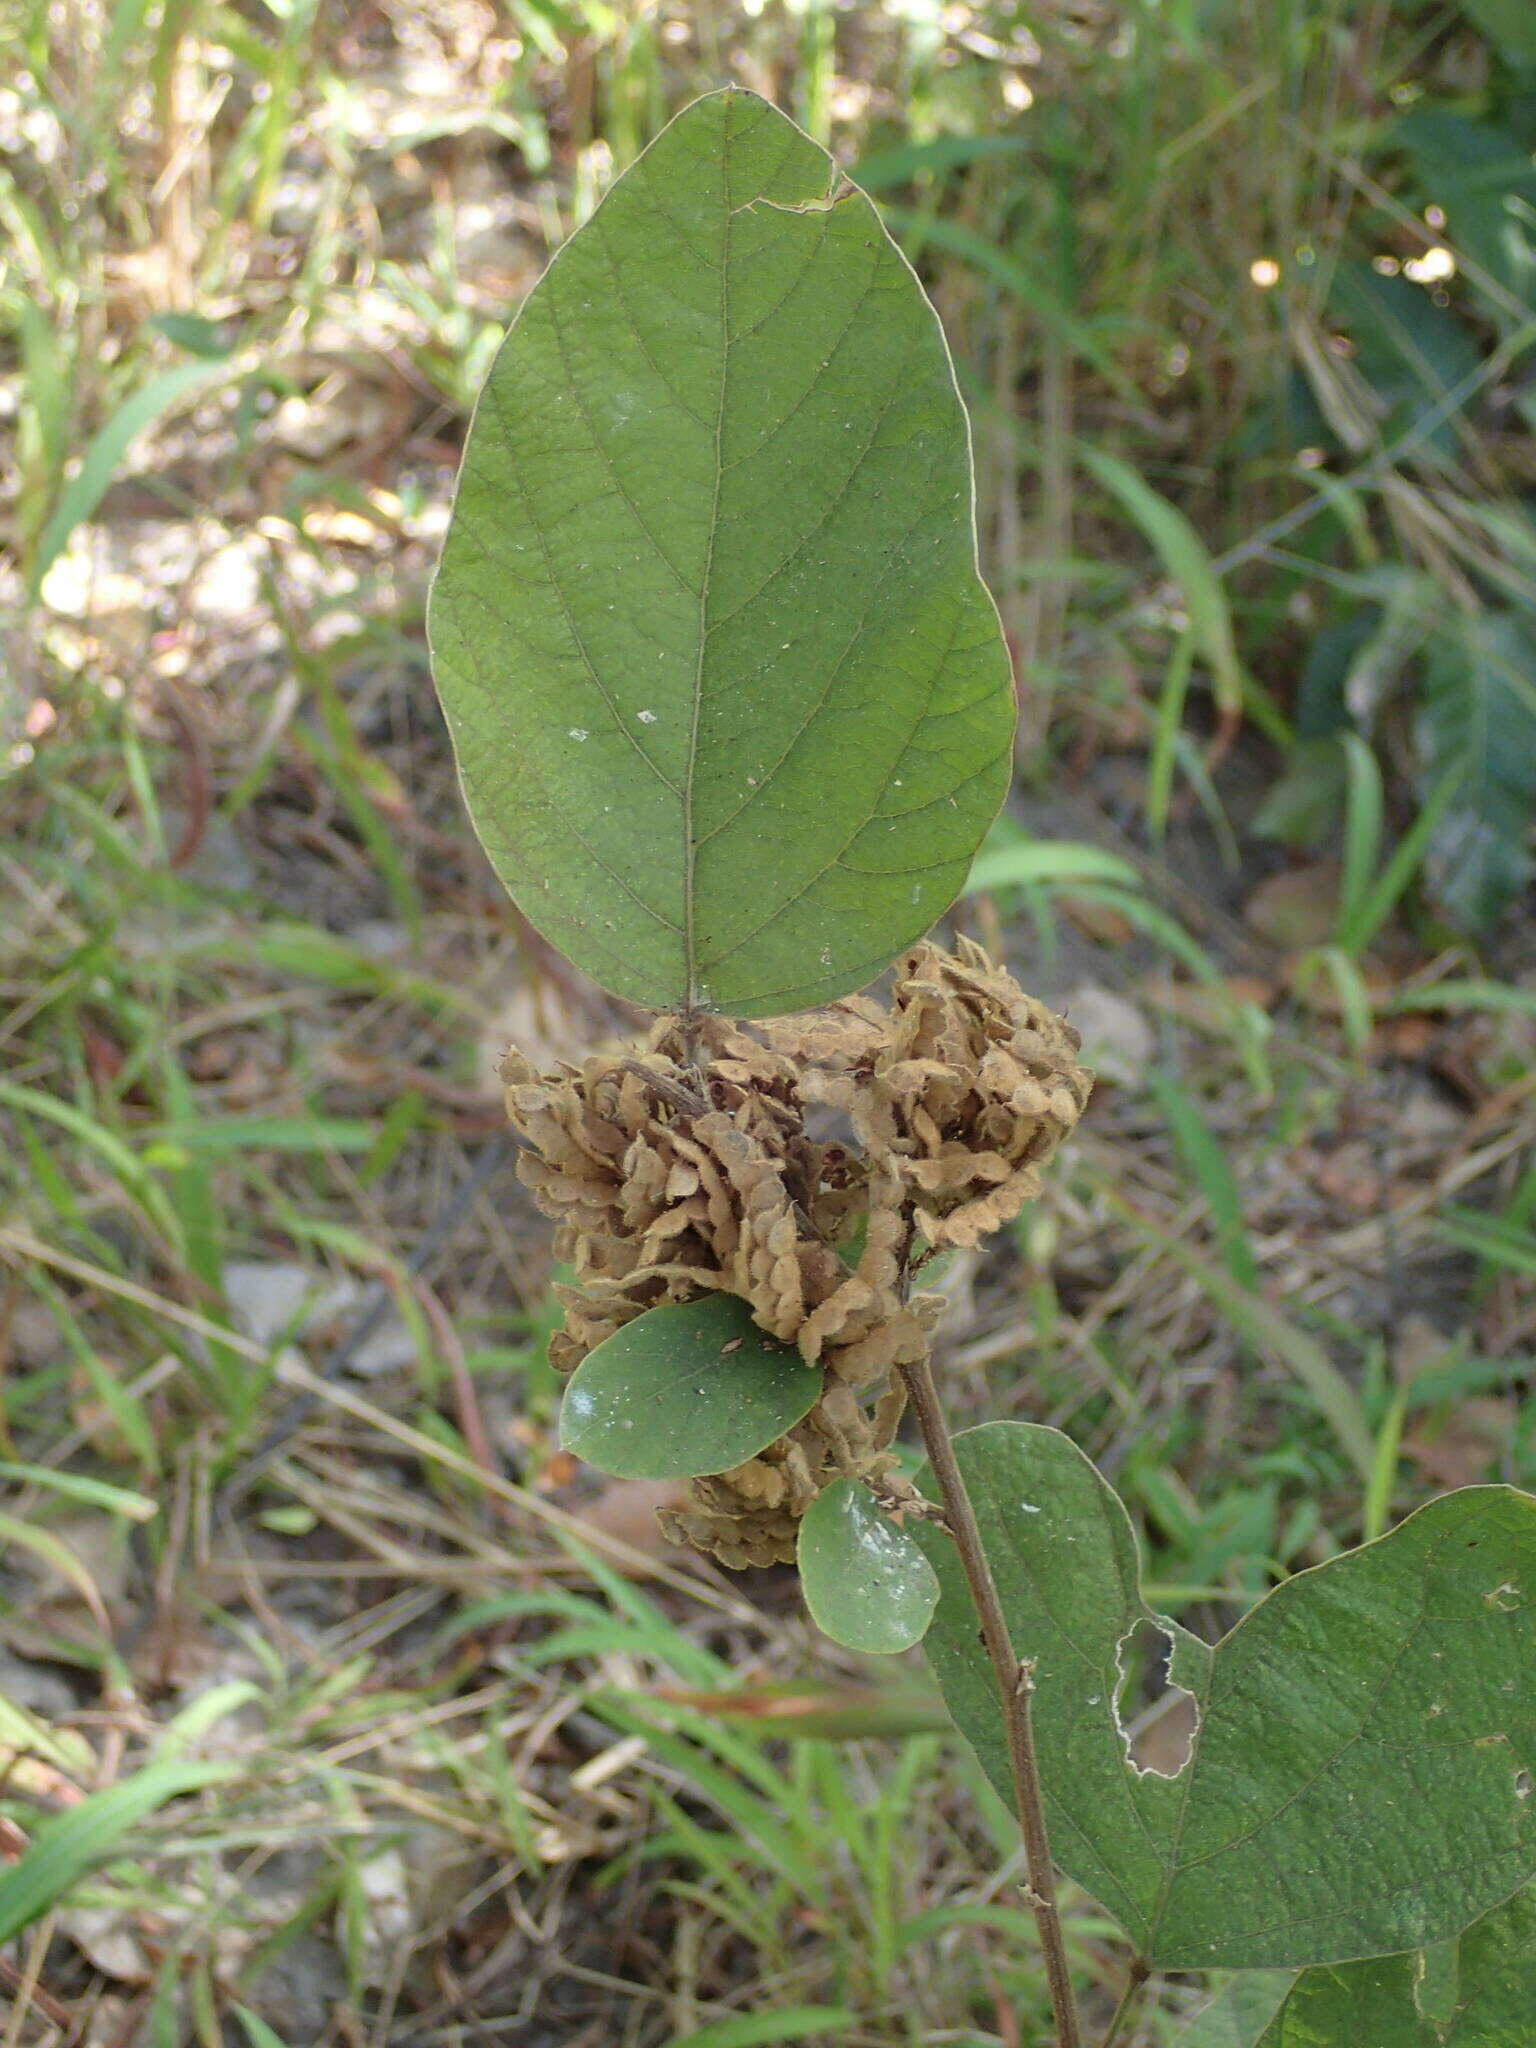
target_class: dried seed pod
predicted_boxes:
[501,939,1090,1566]
[801,938,1093,1251]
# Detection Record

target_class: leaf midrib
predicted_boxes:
[681,95,739,1014]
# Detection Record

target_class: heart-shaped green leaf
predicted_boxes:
[428,86,1013,1017]
[1254,1881,1536,2046]
[915,1423,1536,1971]
[559,1293,821,1480]
[798,1479,939,1654]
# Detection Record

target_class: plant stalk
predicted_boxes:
[1100,1958,1151,2048]
[899,1353,1084,2048]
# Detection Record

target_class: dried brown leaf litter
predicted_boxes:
[502,939,1093,1565]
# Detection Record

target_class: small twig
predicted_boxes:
[0,1947,74,2031]
[898,1352,1084,2048]
[679,1001,704,1075]
[1100,1958,1151,2048]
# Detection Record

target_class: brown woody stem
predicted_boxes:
[898,1351,1084,2048]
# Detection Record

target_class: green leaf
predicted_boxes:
[559,1293,821,1480]
[428,87,1013,1017]
[1326,263,1483,464]
[1256,1882,1536,2046]
[1414,1934,1462,2029]
[965,836,1143,893]
[915,1423,1536,1971]
[1175,1974,1296,2048]
[1392,110,1536,319]
[148,312,232,358]
[1382,979,1536,1021]
[0,1762,234,1947]
[1145,1072,1258,1292]
[1418,611,1536,930]
[1463,0,1536,66]
[850,132,1030,192]
[797,1479,939,1654]
[232,2007,295,2048]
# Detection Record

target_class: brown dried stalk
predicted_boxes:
[898,1348,1084,2048]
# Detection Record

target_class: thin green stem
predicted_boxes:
[1100,1958,1151,2048]
[898,1352,1084,2048]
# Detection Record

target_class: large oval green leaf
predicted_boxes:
[428,86,1013,1017]
[559,1293,822,1480]
[914,1423,1536,1972]
[797,1478,939,1654]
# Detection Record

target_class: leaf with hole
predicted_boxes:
[797,1479,940,1654]
[428,86,1014,1017]
[914,1423,1536,1970]
[559,1293,821,1480]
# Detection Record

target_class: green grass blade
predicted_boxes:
[1337,755,1468,955]
[0,1763,234,1946]
[965,839,1144,893]
[1078,444,1245,720]
[1146,1072,1258,1291]
[1099,1186,1374,1480]
[29,358,235,598]
[0,1464,158,1521]
[1336,732,1384,950]
[669,2008,859,2047]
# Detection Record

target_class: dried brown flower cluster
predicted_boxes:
[502,938,1092,1566]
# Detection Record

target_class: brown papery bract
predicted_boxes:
[501,941,1093,1565]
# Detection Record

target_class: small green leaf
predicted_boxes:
[798,1480,939,1654]
[560,1294,821,1480]
[149,312,232,358]
[915,1423,1536,1970]
[1257,1882,1536,2046]
[429,86,1013,1016]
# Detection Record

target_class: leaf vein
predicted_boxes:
[483,378,685,800]
[703,333,929,637]
[543,286,702,599]
[437,612,684,940]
